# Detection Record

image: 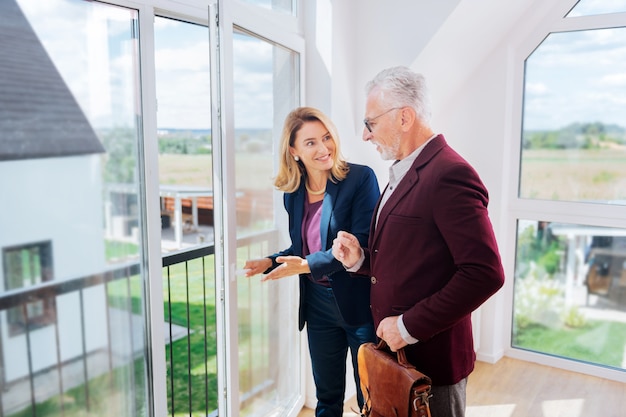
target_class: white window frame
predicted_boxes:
[504,0,626,383]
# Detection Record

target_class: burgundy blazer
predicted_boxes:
[358,134,505,386]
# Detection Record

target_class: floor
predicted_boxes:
[297,356,626,417]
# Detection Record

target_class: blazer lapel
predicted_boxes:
[370,135,447,248]
[292,184,306,254]
[320,179,337,250]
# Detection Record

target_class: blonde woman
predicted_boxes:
[244,107,380,417]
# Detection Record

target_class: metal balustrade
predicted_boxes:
[0,230,278,417]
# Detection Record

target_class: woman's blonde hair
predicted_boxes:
[274,107,348,193]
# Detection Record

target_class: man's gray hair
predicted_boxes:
[365,66,432,124]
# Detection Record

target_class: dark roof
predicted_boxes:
[0,0,105,161]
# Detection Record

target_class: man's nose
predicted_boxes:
[362,127,372,142]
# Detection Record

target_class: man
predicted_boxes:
[332,66,505,417]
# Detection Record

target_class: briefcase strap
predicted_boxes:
[358,384,432,417]
[413,385,432,417]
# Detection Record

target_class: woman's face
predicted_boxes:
[290,120,335,175]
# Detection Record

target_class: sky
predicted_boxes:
[523,25,626,131]
[17,0,281,131]
[16,0,626,132]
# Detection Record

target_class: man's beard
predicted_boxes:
[373,136,400,161]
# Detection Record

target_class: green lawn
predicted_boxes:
[513,320,626,368]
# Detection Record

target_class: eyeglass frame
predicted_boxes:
[363,107,403,133]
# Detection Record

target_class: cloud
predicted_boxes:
[523,26,626,130]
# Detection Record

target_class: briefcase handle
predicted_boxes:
[374,339,415,370]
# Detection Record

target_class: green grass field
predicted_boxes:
[520,148,626,201]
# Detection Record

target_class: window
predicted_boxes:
[566,0,626,16]
[512,0,626,377]
[3,1,148,415]
[520,28,626,204]
[3,242,55,336]
[239,0,295,15]
[232,30,301,416]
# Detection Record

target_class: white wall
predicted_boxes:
[0,155,108,381]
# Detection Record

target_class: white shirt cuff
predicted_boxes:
[345,248,365,272]
[398,314,419,344]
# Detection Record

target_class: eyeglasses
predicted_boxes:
[363,107,402,133]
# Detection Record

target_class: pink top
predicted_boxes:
[301,197,329,286]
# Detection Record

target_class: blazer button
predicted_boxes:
[371,276,377,284]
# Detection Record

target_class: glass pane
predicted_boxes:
[512,220,626,370]
[154,17,218,416]
[520,29,626,205]
[567,0,626,16]
[2,0,147,415]
[233,32,301,415]
[239,0,294,15]
[155,17,213,253]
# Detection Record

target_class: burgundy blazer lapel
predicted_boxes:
[370,135,447,249]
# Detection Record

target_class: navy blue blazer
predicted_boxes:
[267,163,380,330]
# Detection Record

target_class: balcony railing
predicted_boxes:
[0,230,278,417]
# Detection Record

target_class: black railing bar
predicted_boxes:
[0,231,279,309]
[125,274,138,416]
[0,262,140,309]
[246,251,253,390]
[202,256,209,416]
[166,266,174,417]
[161,229,278,267]
[162,245,215,268]
[104,281,114,377]
[0,316,5,417]
[185,261,192,417]
[23,304,37,417]
[160,229,275,267]
[78,290,90,412]
[53,303,66,417]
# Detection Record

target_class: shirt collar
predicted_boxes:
[388,134,438,187]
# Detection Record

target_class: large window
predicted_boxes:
[1,1,147,415]
[1,1,305,416]
[520,28,626,204]
[512,0,626,377]
[232,30,301,416]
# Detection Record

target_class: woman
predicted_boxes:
[244,107,380,417]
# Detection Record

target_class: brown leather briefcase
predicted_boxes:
[357,340,432,417]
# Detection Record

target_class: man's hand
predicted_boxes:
[262,256,309,282]
[376,316,408,351]
[332,231,362,269]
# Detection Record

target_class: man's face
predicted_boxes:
[362,92,402,161]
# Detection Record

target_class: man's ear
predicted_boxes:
[400,107,415,132]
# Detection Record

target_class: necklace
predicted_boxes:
[305,183,326,195]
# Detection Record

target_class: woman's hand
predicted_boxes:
[243,258,272,277]
[262,256,310,282]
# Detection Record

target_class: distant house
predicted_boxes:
[0,0,108,383]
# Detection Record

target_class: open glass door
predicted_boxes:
[209,1,304,415]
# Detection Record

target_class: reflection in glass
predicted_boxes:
[513,220,626,370]
[154,17,219,416]
[520,28,626,204]
[239,0,294,15]
[2,0,146,415]
[233,31,301,415]
[567,0,626,17]
[154,17,213,253]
